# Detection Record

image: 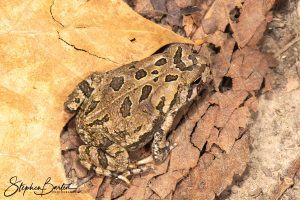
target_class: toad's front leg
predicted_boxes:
[151,114,178,163]
[150,85,199,163]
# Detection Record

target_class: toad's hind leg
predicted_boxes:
[78,145,113,177]
[118,164,154,184]
[64,72,103,113]
[104,144,154,183]
[79,144,131,179]
[78,144,153,184]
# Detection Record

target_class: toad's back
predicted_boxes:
[75,45,210,150]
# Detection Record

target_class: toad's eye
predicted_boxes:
[191,77,202,85]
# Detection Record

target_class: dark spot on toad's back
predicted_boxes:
[155,58,167,66]
[110,76,124,91]
[79,80,94,97]
[114,130,129,142]
[169,90,179,109]
[185,66,194,71]
[99,137,114,150]
[175,62,193,71]
[156,96,166,113]
[173,46,182,64]
[175,62,186,71]
[88,114,109,126]
[129,65,136,69]
[151,116,164,133]
[139,85,152,102]
[75,98,81,103]
[135,69,147,80]
[120,96,132,118]
[165,74,178,82]
[85,100,100,115]
[151,70,159,74]
[126,131,153,151]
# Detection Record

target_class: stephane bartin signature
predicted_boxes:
[3,176,77,197]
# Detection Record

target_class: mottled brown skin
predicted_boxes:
[64,44,211,183]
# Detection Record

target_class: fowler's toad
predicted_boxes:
[64,45,210,183]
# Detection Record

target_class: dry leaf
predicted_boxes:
[116,157,170,200]
[173,136,249,200]
[183,16,194,37]
[192,106,218,149]
[1,0,278,199]
[229,0,276,48]
[149,170,186,199]
[203,0,243,32]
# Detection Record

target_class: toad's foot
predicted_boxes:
[115,164,154,185]
[137,142,177,165]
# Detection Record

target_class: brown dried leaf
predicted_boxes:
[183,16,194,37]
[169,121,200,172]
[217,106,250,153]
[117,158,169,200]
[207,31,235,87]
[150,0,167,12]
[192,106,218,149]
[229,0,275,48]
[207,127,220,149]
[165,0,182,27]
[191,0,214,27]
[53,0,191,64]
[79,177,104,199]
[135,0,155,16]
[173,136,249,200]
[203,0,242,32]
[228,48,273,92]
[150,170,186,199]
[209,90,249,128]
[247,11,273,48]
[244,96,259,112]
[175,0,193,8]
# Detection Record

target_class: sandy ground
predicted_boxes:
[225,1,300,199]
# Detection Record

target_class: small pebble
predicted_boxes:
[231,185,239,194]
[251,171,258,180]
[248,187,262,197]
[261,166,273,177]
[273,163,282,171]
[198,181,206,190]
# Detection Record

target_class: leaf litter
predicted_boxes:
[0,0,279,199]
[85,0,276,199]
